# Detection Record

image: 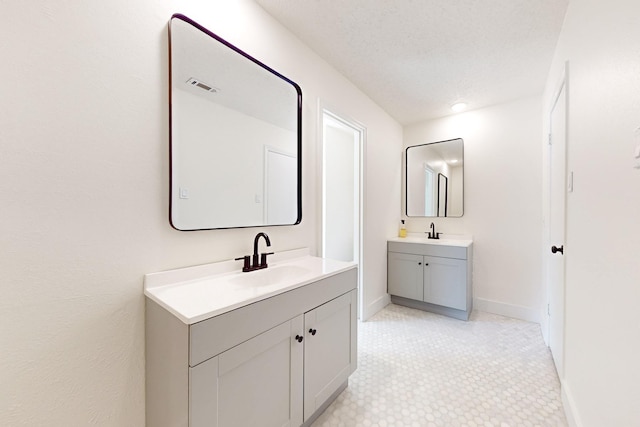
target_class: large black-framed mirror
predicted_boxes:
[169,14,302,230]
[406,138,464,217]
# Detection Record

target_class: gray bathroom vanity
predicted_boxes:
[145,249,357,426]
[388,236,473,320]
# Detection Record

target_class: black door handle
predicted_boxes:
[551,245,564,255]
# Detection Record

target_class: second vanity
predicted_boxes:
[145,249,357,427]
[388,235,473,320]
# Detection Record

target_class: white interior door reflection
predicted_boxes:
[424,165,436,216]
[265,148,297,224]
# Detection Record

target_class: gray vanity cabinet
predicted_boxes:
[146,267,357,427]
[388,240,472,320]
[189,291,357,427]
[189,316,304,427]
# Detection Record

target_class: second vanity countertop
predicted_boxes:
[388,233,473,247]
[144,248,356,325]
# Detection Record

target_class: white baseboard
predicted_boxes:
[362,294,391,321]
[473,297,540,323]
[562,381,583,427]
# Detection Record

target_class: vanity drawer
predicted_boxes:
[189,267,357,367]
[388,241,468,259]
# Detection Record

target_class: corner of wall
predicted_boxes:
[473,297,540,323]
[561,381,583,427]
[362,294,391,321]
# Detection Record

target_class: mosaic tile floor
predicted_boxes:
[312,304,567,427]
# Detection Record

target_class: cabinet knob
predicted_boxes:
[418,262,422,265]
[295,335,303,343]
[309,328,317,336]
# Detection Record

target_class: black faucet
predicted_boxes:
[252,232,271,268]
[235,232,274,272]
[427,222,440,239]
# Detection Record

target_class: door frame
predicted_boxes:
[318,101,366,319]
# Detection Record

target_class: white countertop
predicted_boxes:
[144,249,356,324]
[389,233,473,247]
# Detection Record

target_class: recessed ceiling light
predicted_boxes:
[451,102,467,113]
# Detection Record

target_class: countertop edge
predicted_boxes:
[388,236,473,247]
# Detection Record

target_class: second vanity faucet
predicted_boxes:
[235,232,274,272]
[427,222,441,240]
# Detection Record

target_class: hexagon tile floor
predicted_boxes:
[312,304,567,427]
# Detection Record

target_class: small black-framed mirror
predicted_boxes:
[169,14,302,230]
[406,138,464,217]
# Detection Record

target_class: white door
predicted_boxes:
[265,148,297,225]
[321,109,364,316]
[424,165,436,216]
[548,80,567,378]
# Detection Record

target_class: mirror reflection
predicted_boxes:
[406,138,464,217]
[169,14,302,230]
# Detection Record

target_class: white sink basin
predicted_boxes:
[144,250,356,324]
[229,265,311,287]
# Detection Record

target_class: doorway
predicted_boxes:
[547,70,568,378]
[321,108,365,317]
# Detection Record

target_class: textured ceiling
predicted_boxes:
[254,0,569,124]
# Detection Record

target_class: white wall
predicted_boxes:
[542,0,640,425]
[404,96,544,322]
[0,1,401,424]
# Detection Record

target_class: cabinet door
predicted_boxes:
[388,252,424,300]
[189,355,218,427]
[189,316,304,427]
[303,290,357,422]
[423,256,467,310]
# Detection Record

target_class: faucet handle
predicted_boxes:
[235,255,251,272]
[425,231,442,239]
[259,252,274,268]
